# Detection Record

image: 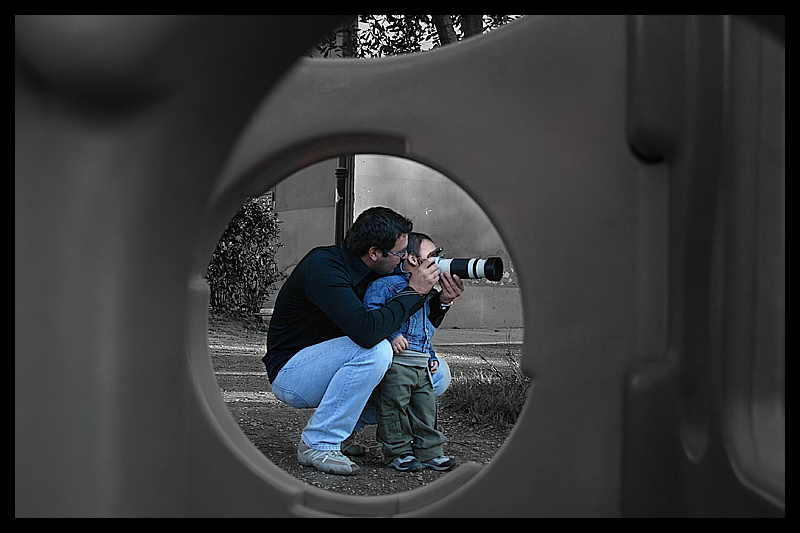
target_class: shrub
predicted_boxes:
[205,196,284,317]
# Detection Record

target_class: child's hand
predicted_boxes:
[429,359,439,374]
[391,335,408,354]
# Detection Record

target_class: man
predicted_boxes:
[264,206,463,475]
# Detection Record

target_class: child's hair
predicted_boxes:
[407,232,434,257]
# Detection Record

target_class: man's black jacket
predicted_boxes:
[264,245,448,382]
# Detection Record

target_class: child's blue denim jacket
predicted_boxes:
[363,268,438,364]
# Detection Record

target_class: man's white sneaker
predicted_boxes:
[297,442,360,475]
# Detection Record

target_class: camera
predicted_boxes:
[433,256,504,281]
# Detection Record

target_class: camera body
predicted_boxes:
[433,256,504,281]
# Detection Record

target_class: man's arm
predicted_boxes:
[428,271,464,328]
[406,257,440,295]
[363,278,404,344]
[306,262,424,348]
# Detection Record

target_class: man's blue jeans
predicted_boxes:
[271,336,393,451]
[270,336,451,451]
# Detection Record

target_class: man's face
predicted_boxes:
[372,234,408,275]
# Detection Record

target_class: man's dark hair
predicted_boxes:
[344,206,413,256]
[407,232,433,257]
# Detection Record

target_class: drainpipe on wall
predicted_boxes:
[335,154,355,245]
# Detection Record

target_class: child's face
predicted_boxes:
[405,239,438,271]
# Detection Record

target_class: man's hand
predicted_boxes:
[407,258,440,295]
[391,335,408,354]
[429,358,439,374]
[439,271,464,305]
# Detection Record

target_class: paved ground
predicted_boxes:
[212,326,525,406]
[209,316,525,497]
[258,311,523,346]
[432,327,523,345]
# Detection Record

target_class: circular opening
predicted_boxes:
[204,154,527,499]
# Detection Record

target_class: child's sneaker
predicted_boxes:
[387,454,424,471]
[421,456,457,471]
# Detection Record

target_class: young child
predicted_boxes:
[362,232,457,472]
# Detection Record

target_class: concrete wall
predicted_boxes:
[273,158,337,268]
[353,154,521,329]
[264,159,337,308]
[270,154,522,328]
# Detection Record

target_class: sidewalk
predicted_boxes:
[433,327,523,345]
[258,310,523,345]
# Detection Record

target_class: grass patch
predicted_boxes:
[440,349,532,432]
